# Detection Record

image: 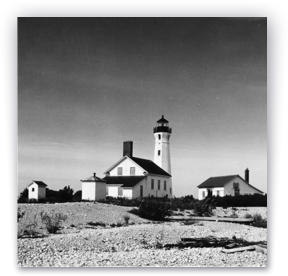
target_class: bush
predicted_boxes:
[58,186,74,202]
[194,197,215,216]
[18,188,28,203]
[170,195,196,211]
[17,212,43,238]
[244,213,253,219]
[73,190,82,202]
[251,213,267,228]
[136,198,171,221]
[123,215,130,225]
[40,212,67,234]
[17,208,25,222]
[87,221,106,227]
[98,197,141,207]
[213,194,267,208]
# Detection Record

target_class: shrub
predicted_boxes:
[251,213,267,228]
[40,212,67,234]
[18,188,28,203]
[123,215,130,225]
[17,208,25,222]
[58,186,74,202]
[244,213,253,219]
[98,197,141,207]
[213,194,267,208]
[73,190,82,202]
[136,198,171,221]
[194,197,215,217]
[87,221,106,227]
[17,213,43,238]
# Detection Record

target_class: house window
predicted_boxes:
[158,134,161,140]
[170,187,172,194]
[164,180,167,191]
[151,179,154,190]
[233,182,240,196]
[202,191,205,198]
[158,180,161,190]
[130,167,135,175]
[117,167,123,176]
[158,150,161,156]
[32,188,35,192]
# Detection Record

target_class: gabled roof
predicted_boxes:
[81,175,106,183]
[104,155,171,177]
[28,181,47,187]
[130,157,171,177]
[197,174,263,193]
[198,175,238,188]
[103,176,145,188]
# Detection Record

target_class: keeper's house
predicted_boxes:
[103,141,172,199]
[197,168,263,200]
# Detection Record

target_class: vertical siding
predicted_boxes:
[38,187,46,199]
[95,182,106,200]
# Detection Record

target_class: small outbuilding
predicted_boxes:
[81,173,106,201]
[28,180,47,201]
[197,169,263,200]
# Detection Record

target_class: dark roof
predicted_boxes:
[130,156,171,177]
[29,181,47,187]
[103,176,145,188]
[81,174,106,182]
[157,115,169,124]
[197,175,239,188]
[197,174,263,193]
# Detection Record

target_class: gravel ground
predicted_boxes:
[18,221,267,267]
[18,202,148,229]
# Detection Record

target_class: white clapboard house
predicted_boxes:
[197,168,263,200]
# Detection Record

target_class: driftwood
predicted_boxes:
[164,236,267,253]
[169,216,253,224]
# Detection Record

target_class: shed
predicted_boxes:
[81,173,106,201]
[28,181,47,201]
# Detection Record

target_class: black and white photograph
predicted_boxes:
[17,17,267,267]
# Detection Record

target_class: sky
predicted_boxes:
[18,18,267,197]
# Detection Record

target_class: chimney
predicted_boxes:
[245,168,249,183]
[93,172,96,178]
[123,141,133,157]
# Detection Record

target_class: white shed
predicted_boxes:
[28,181,47,201]
[81,173,106,201]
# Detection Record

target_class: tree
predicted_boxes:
[18,188,28,203]
[58,186,74,202]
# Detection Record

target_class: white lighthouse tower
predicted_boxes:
[153,115,172,174]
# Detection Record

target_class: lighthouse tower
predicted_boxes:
[153,115,172,174]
